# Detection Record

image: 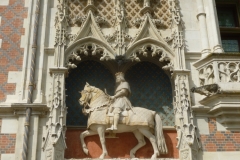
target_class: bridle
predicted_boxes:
[79,87,93,107]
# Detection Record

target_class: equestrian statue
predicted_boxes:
[79,72,168,159]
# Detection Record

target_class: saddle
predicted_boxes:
[105,110,129,125]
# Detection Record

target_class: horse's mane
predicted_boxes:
[86,85,110,110]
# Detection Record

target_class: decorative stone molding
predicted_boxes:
[194,53,240,85]
[0,103,48,116]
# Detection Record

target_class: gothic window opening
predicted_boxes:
[65,60,115,126]
[125,61,174,126]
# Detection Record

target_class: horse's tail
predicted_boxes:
[155,113,168,154]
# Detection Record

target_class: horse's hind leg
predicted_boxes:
[80,130,97,155]
[97,126,108,159]
[130,130,146,158]
[139,128,159,159]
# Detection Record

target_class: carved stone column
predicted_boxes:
[196,0,211,57]
[42,68,67,160]
[169,1,201,159]
[173,71,201,160]
[42,0,68,159]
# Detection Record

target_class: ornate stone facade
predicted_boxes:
[0,0,240,160]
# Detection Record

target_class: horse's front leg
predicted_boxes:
[97,126,108,159]
[80,130,97,155]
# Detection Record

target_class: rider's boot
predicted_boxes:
[113,114,120,130]
[106,124,114,130]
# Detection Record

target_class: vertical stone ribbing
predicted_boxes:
[21,0,41,160]
[21,107,31,160]
[196,0,211,57]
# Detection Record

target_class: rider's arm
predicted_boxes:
[113,89,128,99]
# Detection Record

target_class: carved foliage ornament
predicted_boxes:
[129,44,174,72]
[174,75,190,116]
[54,0,69,47]
[66,43,112,69]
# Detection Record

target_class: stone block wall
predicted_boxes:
[200,118,240,152]
[0,0,27,102]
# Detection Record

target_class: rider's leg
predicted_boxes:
[107,105,113,114]
[113,108,122,130]
[106,106,114,130]
[113,113,120,130]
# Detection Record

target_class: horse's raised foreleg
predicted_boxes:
[97,126,108,159]
[80,130,97,155]
[139,128,159,159]
[130,130,146,158]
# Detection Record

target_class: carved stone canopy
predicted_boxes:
[64,1,177,72]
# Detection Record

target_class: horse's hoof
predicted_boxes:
[151,154,157,160]
[130,151,135,158]
[99,152,107,159]
[99,154,104,159]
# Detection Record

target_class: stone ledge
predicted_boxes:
[65,159,178,160]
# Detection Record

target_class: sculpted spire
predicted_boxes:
[114,0,127,56]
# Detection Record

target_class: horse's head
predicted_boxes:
[79,82,93,106]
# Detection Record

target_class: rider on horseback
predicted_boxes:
[106,72,132,130]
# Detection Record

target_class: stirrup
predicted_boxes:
[106,125,114,130]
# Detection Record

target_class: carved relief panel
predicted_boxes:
[218,62,240,82]
[198,64,215,86]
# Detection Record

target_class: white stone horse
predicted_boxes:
[79,83,168,159]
